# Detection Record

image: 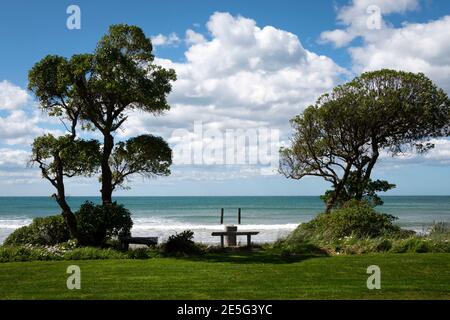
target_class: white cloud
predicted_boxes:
[349,16,450,92]
[115,12,348,180]
[185,29,206,45]
[0,80,30,110]
[380,139,450,166]
[0,109,62,145]
[118,12,347,180]
[151,32,181,47]
[0,148,29,169]
[320,1,450,93]
[320,0,419,47]
[125,12,345,135]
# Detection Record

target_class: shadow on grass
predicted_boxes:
[177,249,329,265]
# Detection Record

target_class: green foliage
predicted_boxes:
[63,247,128,260]
[75,202,133,246]
[163,230,201,255]
[390,237,450,253]
[28,55,74,114]
[0,245,129,262]
[320,175,396,208]
[29,24,176,132]
[32,134,101,178]
[287,203,401,244]
[110,134,172,190]
[4,215,70,246]
[429,222,450,238]
[126,248,155,259]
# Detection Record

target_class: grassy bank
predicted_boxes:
[0,252,449,299]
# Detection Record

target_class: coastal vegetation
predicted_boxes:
[280,70,450,212]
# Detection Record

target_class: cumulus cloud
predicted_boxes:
[0,109,62,145]
[118,12,347,180]
[185,29,206,45]
[379,139,450,166]
[0,80,30,110]
[151,32,181,47]
[320,1,450,92]
[124,12,346,138]
[0,148,29,169]
[349,16,450,92]
[320,0,419,47]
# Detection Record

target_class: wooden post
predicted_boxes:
[220,208,224,224]
[238,208,241,225]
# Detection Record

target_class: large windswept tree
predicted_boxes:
[280,69,450,212]
[29,24,176,205]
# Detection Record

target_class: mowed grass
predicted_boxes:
[0,253,449,299]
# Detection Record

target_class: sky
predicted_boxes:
[1,0,450,196]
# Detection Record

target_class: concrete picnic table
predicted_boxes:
[119,236,158,250]
[211,230,259,247]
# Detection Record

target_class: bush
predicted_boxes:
[429,222,450,238]
[63,247,127,260]
[3,215,70,246]
[127,248,155,259]
[163,230,201,255]
[287,202,402,244]
[76,201,133,247]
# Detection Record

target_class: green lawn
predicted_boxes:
[0,253,449,299]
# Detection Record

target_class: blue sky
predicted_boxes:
[1,0,450,196]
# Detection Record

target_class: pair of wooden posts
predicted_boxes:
[220,208,241,225]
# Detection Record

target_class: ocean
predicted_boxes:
[0,196,449,244]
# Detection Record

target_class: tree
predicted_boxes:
[280,69,450,212]
[28,55,101,239]
[110,134,172,190]
[31,135,100,239]
[29,24,176,204]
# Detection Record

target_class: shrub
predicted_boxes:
[76,201,133,247]
[373,238,392,252]
[127,248,154,259]
[429,222,450,238]
[391,238,431,253]
[287,202,402,244]
[3,215,70,246]
[163,230,201,255]
[63,247,127,260]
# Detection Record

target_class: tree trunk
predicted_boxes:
[101,132,114,204]
[357,143,380,200]
[325,162,353,214]
[56,196,79,240]
[54,156,79,240]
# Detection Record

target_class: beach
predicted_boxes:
[1,196,450,244]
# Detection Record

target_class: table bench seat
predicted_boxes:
[211,231,259,247]
[119,236,158,250]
